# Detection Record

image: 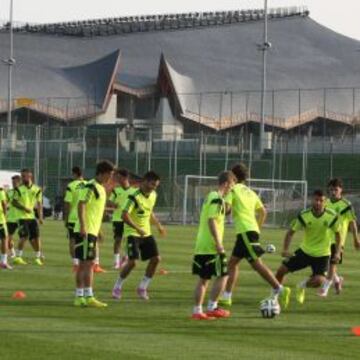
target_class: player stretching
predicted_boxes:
[112,171,166,300]
[108,168,133,269]
[13,169,44,266]
[6,175,21,259]
[73,160,114,308]
[0,186,10,269]
[219,163,290,309]
[319,178,359,297]
[64,166,86,272]
[191,171,235,320]
[275,190,341,305]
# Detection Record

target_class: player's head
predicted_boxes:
[312,189,326,212]
[21,168,32,185]
[231,163,248,183]
[72,166,82,179]
[11,174,21,188]
[218,171,236,194]
[327,178,343,200]
[114,168,130,187]
[142,171,160,194]
[95,160,114,184]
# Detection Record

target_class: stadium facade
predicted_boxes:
[1,6,360,140]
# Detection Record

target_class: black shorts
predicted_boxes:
[0,223,7,240]
[283,249,330,276]
[7,222,18,236]
[74,233,97,261]
[67,222,75,240]
[330,244,343,265]
[18,219,39,241]
[192,253,228,280]
[127,236,159,261]
[232,231,265,263]
[113,221,124,240]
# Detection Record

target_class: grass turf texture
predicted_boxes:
[1,221,360,360]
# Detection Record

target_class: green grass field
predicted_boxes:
[1,221,360,360]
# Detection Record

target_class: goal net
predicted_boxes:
[182,175,308,227]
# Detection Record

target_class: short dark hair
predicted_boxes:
[231,163,248,182]
[313,189,325,197]
[95,160,114,175]
[143,171,160,182]
[218,171,236,185]
[12,175,21,181]
[72,166,82,177]
[327,178,343,189]
[21,168,31,174]
[115,168,129,178]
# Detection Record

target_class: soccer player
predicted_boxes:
[219,163,290,309]
[319,178,360,296]
[64,166,86,272]
[191,171,235,320]
[6,175,21,259]
[108,168,133,269]
[0,186,10,269]
[112,171,166,301]
[73,160,114,308]
[12,169,44,266]
[275,189,341,304]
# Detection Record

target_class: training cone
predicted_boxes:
[351,327,360,336]
[158,268,169,275]
[12,291,26,300]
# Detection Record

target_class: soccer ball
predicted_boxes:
[265,244,276,253]
[260,298,281,318]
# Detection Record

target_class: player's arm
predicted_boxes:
[349,220,360,250]
[282,229,295,257]
[208,218,224,254]
[151,212,166,236]
[78,200,87,237]
[333,231,342,262]
[12,199,31,213]
[1,200,7,216]
[36,190,43,224]
[122,210,146,237]
[256,206,267,229]
[63,187,72,226]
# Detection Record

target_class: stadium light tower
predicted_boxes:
[259,0,271,154]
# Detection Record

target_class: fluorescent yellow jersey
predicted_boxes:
[291,208,340,257]
[109,186,134,222]
[226,183,264,234]
[74,179,106,237]
[6,188,20,223]
[0,188,7,225]
[194,191,226,255]
[325,198,357,246]
[64,179,87,224]
[123,188,157,237]
[13,183,42,220]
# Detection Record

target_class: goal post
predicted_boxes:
[182,175,308,227]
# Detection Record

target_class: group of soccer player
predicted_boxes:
[0,169,44,270]
[2,159,358,318]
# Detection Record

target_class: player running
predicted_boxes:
[13,169,44,266]
[191,171,235,320]
[108,168,133,269]
[112,171,166,301]
[318,178,359,297]
[63,166,86,272]
[0,186,10,269]
[275,189,341,305]
[219,163,290,309]
[73,160,114,308]
[6,175,21,259]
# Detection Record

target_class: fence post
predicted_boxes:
[82,126,86,169]
[148,128,152,171]
[249,133,253,178]
[115,127,119,167]
[224,132,229,170]
[34,125,41,184]
[199,131,203,177]
[329,136,334,179]
[57,126,63,193]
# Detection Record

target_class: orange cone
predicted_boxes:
[351,327,360,336]
[12,291,26,300]
[158,268,169,275]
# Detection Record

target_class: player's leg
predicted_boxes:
[192,278,210,319]
[14,220,28,265]
[7,223,17,258]
[74,233,86,306]
[137,236,161,300]
[29,220,43,266]
[93,241,106,273]
[113,222,126,269]
[0,228,11,269]
[112,236,139,299]
[67,223,79,271]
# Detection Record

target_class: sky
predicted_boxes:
[1,0,360,40]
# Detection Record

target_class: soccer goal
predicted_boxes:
[182,175,308,227]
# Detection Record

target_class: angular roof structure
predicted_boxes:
[0,7,360,128]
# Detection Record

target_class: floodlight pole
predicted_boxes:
[6,0,15,137]
[259,0,269,154]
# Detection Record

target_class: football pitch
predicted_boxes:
[1,221,360,360]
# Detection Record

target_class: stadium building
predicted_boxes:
[1,6,360,141]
